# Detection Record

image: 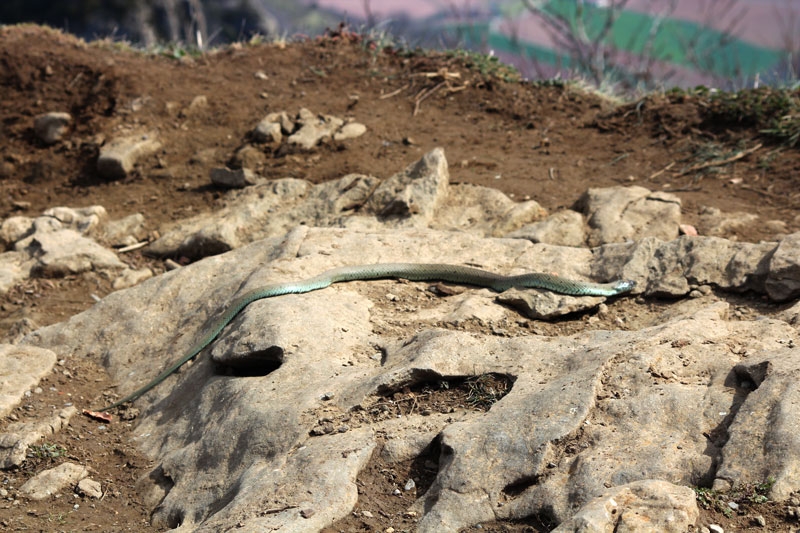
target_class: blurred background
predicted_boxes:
[1,0,798,91]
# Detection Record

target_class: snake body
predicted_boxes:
[100,263,635,410]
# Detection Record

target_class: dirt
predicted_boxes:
[1,24,799,532]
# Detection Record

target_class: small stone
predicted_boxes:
[708,524,724,533]
[404,479,416,491]
[727,501,738,510]
[210,167,259,189]
[33,112,72,144]
[300,508,314,518]
[333,122,367,141]
[754,514,765,526]
[77,478,102,499]
[361,510,373,518]
[392,488,401,496]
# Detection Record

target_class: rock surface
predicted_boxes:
[20,224,800,531]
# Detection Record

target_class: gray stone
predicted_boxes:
[22,229,126,277]
[333,122,366,141]
[366,147,448,223]
[508,209,586,246]
[697,206,759,237]
[765,232,800,302]
[253,117,283,143]
[77,478,103,498]
[0,407,76,468]
[210,167,259,189]
[104,213,147,246]
[713,348,800,499]
[33,112,72,144]
[19,462,88,500]
[0,344,57,417]
[578,186,681,246]
[42,205,108,234]
[288,108,344,149]
[23,226,800,531]
[112,267,154,290]
[552,480,699,533]
[97,130,162,179]
[0,251,35,295]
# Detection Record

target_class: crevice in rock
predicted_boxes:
[218,346,284,377]
[502,473,544,497]
[698,365,763,486]
[374,372,516,414]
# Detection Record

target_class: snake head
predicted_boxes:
[613,279,637,294]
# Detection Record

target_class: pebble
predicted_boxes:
[708,524,724,533]
[754,514,765,526]
[404,479,415,491]
[361,510,373,518]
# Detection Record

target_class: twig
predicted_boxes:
[648,161,675,180]
[548,167,556,180]
[117,241,149,253]
[413,80,446,116]
[380,83,410,99]
[675,143,762,176]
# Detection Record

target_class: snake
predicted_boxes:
[100,263,635,411]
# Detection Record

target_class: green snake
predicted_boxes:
[100,263,635,410]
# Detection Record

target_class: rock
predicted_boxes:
[42,205,108,234]
[713,348,800,499]
[288,108,344,149]
[210,167,259,189]
[231,144,267,170]
[765,231,800,302]
[112,267,154,290]
[433,183,546,237]
[22,229,126,277]
[333,122,367,141]
[77,478,103,498]
[97,130,162,179]
[0,251,35,295]
[253,117,283,143]
[22,224,800,531]
[497,288,606,319]
[104,213,147,246]
[593,236,776,298]
[0,216,35,247]
[508,210,586,246]
[551,480,698,533]
[179,95,208,117]
[19,462,88,500]
[33,112,72,144]
[0,407,76,468]
[0,344,57,417]
[577,186,681,246]
[697,206,759,237]
[366,147,448,222]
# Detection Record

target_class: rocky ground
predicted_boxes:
[1,24,800,533]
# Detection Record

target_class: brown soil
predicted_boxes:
[1,24,799,532]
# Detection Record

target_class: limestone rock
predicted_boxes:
[552,480,699,533]
[19,462,88,500]
[23,226,800,531]
[104,213,147,246]
[97,130,162,179]
[33,112,71,144]
[366,147,448,223]
[23,229,126,277]
[0,344,57,417]
[77,478,103,498]
[210,167,259,189]
[508,209,586,246]
[288,108,344,149]
[0,251,35,295]
[578,186,681,246]
[333,122,367,141]
[0,407,76,468]
[697,206,759,237]
[765,231,800,302]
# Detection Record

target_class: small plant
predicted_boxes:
[694,476,775,516]
[464,374,512,410]
[28,442,67,459]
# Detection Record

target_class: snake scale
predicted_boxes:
[100,263,635,411]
